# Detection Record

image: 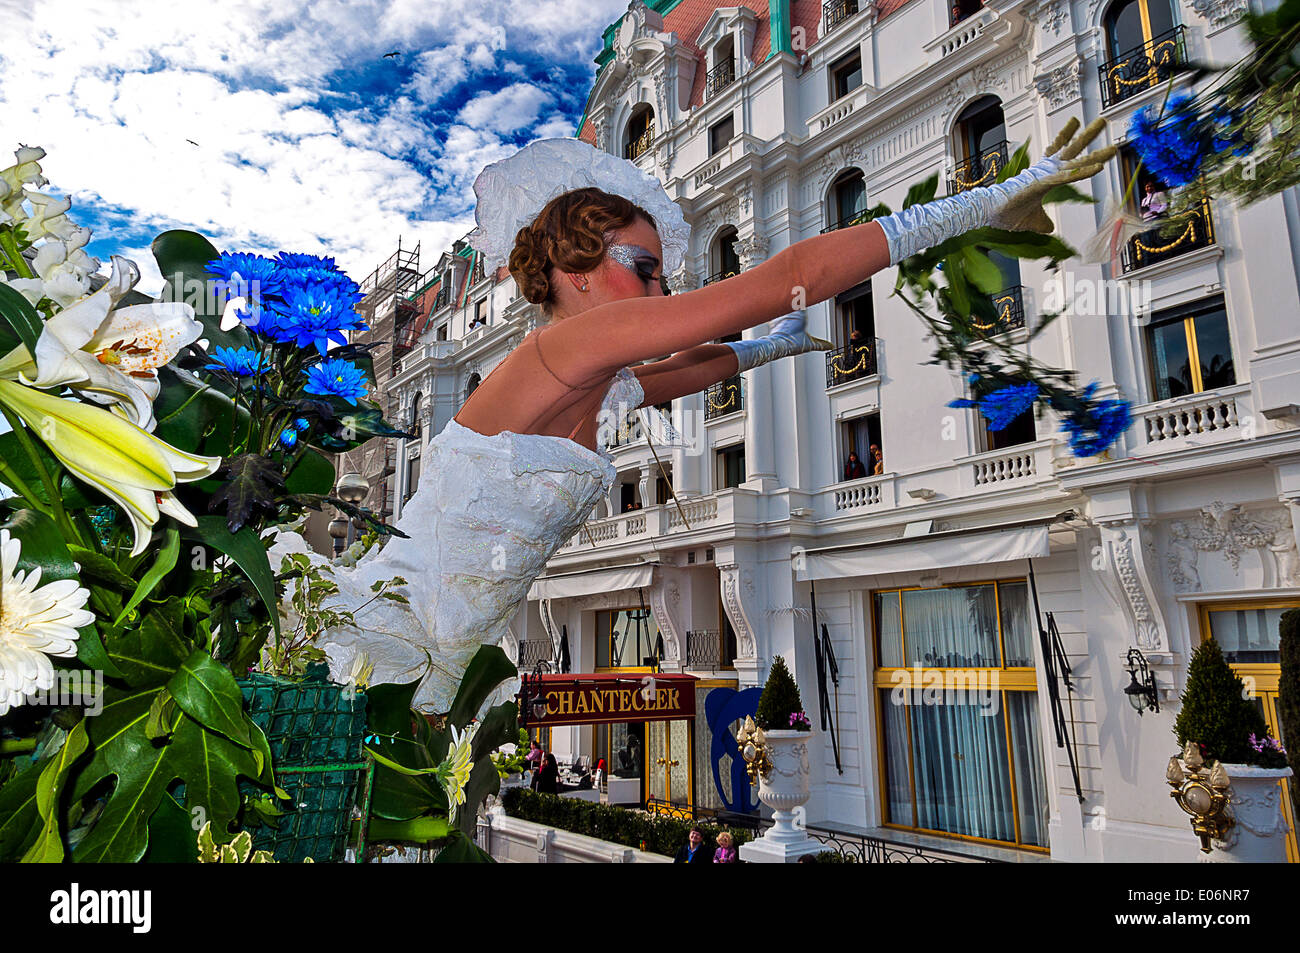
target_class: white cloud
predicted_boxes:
[456,83,552,134]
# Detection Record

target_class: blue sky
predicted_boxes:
[1,0,628,291]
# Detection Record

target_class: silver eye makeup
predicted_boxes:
[607,241,661,285]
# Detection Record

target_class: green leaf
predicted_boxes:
[21,721,90,863]
[945,253,971,317]
[1041,183,1097,205]
[69,685,266,862]
[190,515,278,637]
[0,506,78,583]
[0,761,42,861]
[76,625,125,680]
[142,794,199,863]
[153,365,250,458]
[105,597,192,689]
[368,815,453,844]
[456,758,500,837]
[470,701,520,763]
[961,247,1004,295]
[165,649,254,750]
[448,645,517,730]
[0,281,42,357]
[151,230,251,354]
[209,452,286,534]
[113,526,180,627]
[283,447,335,496]
[313,402,411,453]
[68,544,137,592]
[902,174,938,210]
[433,829,495,863]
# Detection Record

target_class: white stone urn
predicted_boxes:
[1201,764,1294,864]
[739,728,821,863]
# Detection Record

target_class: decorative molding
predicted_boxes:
[647,573,683,662]
[1188,0,1248,27]
[1028,0,1068,39]
[1167,503,1300,592]
[734,233,769,269]
[719,563,758,660]
[667,268,698,295]
[1096,520,1168,651]
[1034,57,1083,109]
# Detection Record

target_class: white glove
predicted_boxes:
[726,310,832,373]
[875,117,1116,264]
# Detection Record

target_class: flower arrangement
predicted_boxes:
[885,147,1134,459]
[755,655,810,733]
[788,711,811,730]
[0,145,513,863]
[1173,639,1278,768]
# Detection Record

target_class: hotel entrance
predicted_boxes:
[646,719,692,807]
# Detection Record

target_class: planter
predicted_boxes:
[739,728,820,863]
[1202,763,1294,864]
[236,666,370,863]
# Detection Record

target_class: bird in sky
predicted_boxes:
[383,51,401,59]
[186,139,199,147]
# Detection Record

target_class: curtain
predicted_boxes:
[902,585,1000,667]
[1208,607,1285,664]
[876,591,904,667]
[998,581,1034,667]
[881,692,914,826]
[1008,692,1049,847]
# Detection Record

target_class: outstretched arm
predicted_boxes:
[631,344,739,407]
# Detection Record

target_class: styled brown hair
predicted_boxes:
[508,187,657,313]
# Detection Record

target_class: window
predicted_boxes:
[625,105,655,160]
[826,282,876,387]
[706,226,740,285]
[435,324,448,341]
[951,97,1007,194]
[1100,0,1185,107]
[1118,145,1215,271]
[1146,297,1234,401]
[1198,600,1299,862]
[404,455,420,504]
[409,393,423,439]
[595,606,659,669]
[826,169,869,231]
[706,37,735,98]
[840,413,883,480]
[464,372,481,405]
[831,52,862,101]
[471,298,488,328]
[874,580,1048,849]
[619,482,641,512]
[949,0,982,26]
[717,444,745,489]
[965,375,1036,451]
[709,114,734,157]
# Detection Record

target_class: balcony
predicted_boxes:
[825,342,877,388]
[821,208,876,234]
[1133,385,1248,453]
[948,140,1008,194]
[556,494,734,551]
[1098,26,1189,109]
[518,639,553,670]
[705,59,735,99]
[685,629,731,671]
[960,441,1054,491]
[973,286,1026,335]
[703,268,739,286]
[1121,198,1215,273]
[705,375,744,420]
[625,123,655,161]
[824,0,859,32]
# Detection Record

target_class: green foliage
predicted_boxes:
[501,787,754,858]
[756,655,808,731]
[1278,610,1300,830]
[1173,639,1270,765]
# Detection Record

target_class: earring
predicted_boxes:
[579,279,589,291]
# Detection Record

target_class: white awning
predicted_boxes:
[794,523,1051,582]
[528,562,656,601]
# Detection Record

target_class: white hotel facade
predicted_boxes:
[383,0,1300,861]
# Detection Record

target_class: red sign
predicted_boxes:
[520,673,697,727]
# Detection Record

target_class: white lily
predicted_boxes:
[0,145,47,225]
[23,191,81,243]
[0,255,201,431]
[5,227,100,309]
[0,377,221,556]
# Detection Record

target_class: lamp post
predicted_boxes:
[335,471,370,550]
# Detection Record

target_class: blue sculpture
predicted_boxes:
[705,686,763,814]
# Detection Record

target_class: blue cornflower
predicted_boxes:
[278,428,298,449]
[1127,91,1208,189]
[1060,398,1132,457]
[303,359,369,405]
[294,417,310,431]
[275,251,338,271]
[236,297,283,339]
[265,284,369,355]
[207,252,286,301]
[205,345,266,377]
[977,382,1040,431]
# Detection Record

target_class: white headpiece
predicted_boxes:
[465,137,690,277]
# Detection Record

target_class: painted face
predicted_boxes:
[606,241,664,291]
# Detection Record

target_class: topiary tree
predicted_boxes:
[756,655,810,731]
[1278,609,1300,830]
[1174,638,1269,765]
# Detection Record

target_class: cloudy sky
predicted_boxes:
[1,0,628,292]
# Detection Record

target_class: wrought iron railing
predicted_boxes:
[685,629,723,670]
[703,268,739,286]
[625,122,656,161]
[706,59,735,99]
[434,287,450,312]
[705,375,744,419]
[518,640,553,669]
[1121,197,1215,273]
[824,0,859,32]
[948,140,1008,194]
[975,285,1026,334]
[825,341,877,387]
[1098,26,1189,109]
[821,207,876,233]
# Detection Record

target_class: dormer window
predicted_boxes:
[625,105,655,160]
[706,36,735,99]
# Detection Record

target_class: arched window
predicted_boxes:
[828,168,868,231]
[625,105,655,160]
[464,373,481,405]
[950,96,1006,193]
[1100,0,1184,107]
[705,226,740,285]
[409,392,422,440]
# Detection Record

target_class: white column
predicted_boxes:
[736,234,779,491]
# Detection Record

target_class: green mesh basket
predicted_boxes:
[237,665,369,863]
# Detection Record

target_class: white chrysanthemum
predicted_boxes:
[0,529,95,715]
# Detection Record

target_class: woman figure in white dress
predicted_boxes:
[319,125,1113,711]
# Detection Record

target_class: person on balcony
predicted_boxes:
[1141,181,1168,221]
[844,451,867,481]
[869,443,884,475]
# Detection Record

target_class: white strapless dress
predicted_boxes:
[316,366,644,712]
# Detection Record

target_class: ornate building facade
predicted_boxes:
[385,0,1300,860]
